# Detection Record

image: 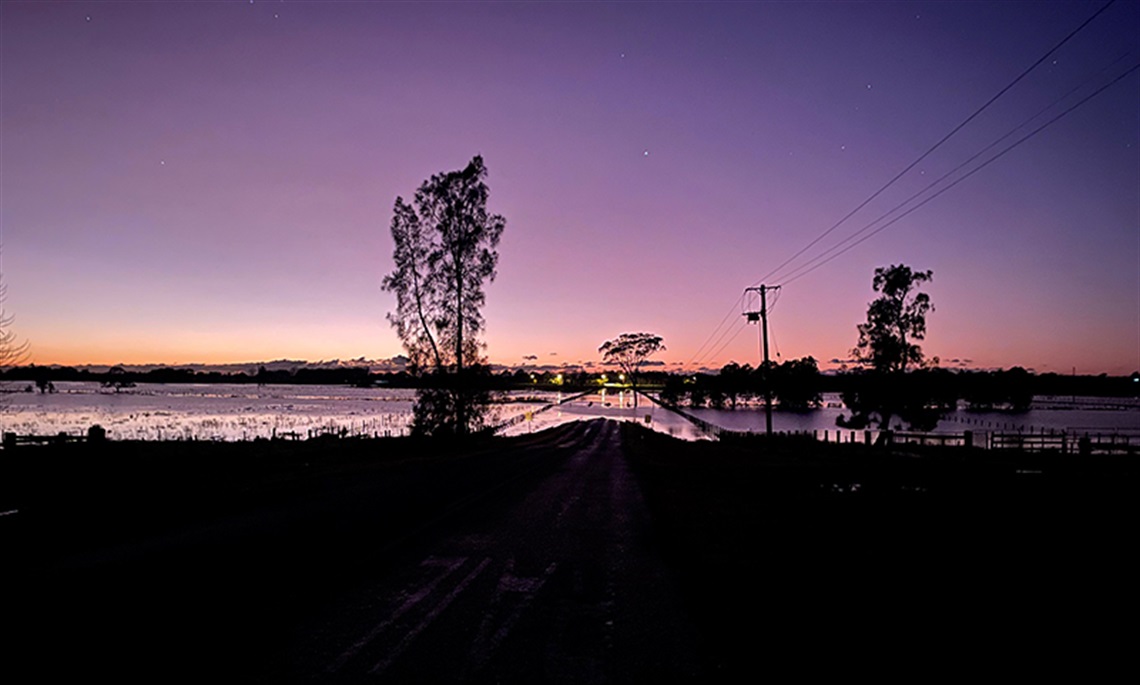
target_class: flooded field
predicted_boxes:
[0,382,422,441]
[1,383,1135,443]
[0,383,698,442]
[683,393,1140,441]
[500,390,712,441]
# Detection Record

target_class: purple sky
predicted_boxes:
[2,1,1137,374]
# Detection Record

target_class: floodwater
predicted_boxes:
[0,382,425,441]
[499,389,711,441]
[682,393,1140,440]
[1,383,1135,443]
[0,383,698,442]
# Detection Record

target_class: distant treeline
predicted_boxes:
[654,361,1139,411]
[2,362,1137,404]
[2,364,407,388]
[1,364,600,391]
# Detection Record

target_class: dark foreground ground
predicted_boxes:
[4,419,1137,681]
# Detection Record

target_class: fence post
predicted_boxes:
[864,430,872,446]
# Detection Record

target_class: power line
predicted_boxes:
[691,285,786,370]
[685,292,744,368]
[770,316,781,361]
[703,319,748,369]
[774,52,1134,286]
[695,312,746,368]
[754,0,1119,287]
[683,0,1120,369]
[778,60,1140,287]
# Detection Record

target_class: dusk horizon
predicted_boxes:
[3,2,1137,375]
[8,354,1136,379]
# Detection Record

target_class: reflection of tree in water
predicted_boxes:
[411,368,496,438]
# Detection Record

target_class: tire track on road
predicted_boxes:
[299,419,699,682]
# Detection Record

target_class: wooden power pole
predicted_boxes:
[744,285,780,436]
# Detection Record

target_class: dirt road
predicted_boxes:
[288,419,699,682]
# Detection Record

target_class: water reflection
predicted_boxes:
[497,391,712,441]
[681,393,1139,439]
[1,384,1134,443]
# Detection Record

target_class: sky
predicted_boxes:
[1,1,1137,375]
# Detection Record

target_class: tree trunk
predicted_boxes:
[630,365,639,409]
[411,259,441,370]
[455,241,465,436]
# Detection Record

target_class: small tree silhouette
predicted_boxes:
[102,365,136,393]
[598,333,665,409]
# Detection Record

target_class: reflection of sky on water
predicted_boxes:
[498,390,713,442]
[1,384,1134,443]
[0,382,425,440]
[683,393,1140,438]
[0,382,690,441]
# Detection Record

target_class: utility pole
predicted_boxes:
[744,285,780,436]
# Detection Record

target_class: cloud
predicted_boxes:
[549,352,558,356]
[522,355,538,361]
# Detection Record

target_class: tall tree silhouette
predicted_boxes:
[854,264,933,374]
[599,333,665,409]
[843,264,940,431]
[382,156,506,437]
